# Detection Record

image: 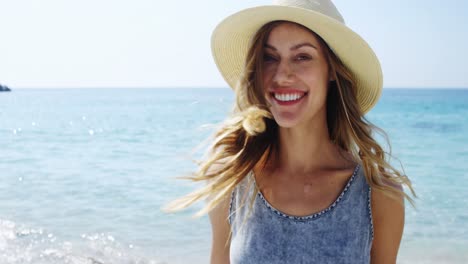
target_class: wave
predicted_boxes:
[0,219,166,264]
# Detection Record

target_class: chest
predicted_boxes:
[230,218,371,264]
[229,166,373,264]
[253,168,354,217]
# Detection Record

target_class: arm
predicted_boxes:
[209,194,231,264]
[207,161,232,264]
[370,186,405,264]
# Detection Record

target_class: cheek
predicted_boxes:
[261,69,274,93]
[262,66,274,82]
[298,66,329,89]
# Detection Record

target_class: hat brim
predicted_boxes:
[211,5,382,114]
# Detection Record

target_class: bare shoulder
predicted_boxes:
[207,161,231,264]
[370,181,405,264]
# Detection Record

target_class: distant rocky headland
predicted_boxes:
[0,84,11,92]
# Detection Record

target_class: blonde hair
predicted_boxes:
[164,21,416,218]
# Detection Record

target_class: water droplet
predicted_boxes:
[32,122,36,126]
[18,177,23,181]
[82,116,87,120]
[89,129,94,135]
[12,129,17,134]
[129,244,134,249]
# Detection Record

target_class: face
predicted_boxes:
[262,22,331,128]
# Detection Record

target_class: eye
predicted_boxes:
[295,54,312,61]
[263,54,278,63]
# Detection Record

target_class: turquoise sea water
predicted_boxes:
[0,88,467,263]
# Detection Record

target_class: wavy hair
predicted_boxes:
[164,21,416,218]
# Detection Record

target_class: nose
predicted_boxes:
[272,60,294,86]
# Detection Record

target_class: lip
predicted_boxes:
[268,88,308,95]
[270,92,308,106]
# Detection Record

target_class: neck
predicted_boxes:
[274,112,341,174]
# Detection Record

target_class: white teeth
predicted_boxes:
[274,93,305,102]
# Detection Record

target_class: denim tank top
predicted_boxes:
[228,164,373,264]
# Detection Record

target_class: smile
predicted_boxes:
[270,92,308,105]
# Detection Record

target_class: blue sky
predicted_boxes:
[1,0,467,89]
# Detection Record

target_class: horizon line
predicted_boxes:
[7,86,468,90]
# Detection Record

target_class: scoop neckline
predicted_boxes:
[250,164,361,221]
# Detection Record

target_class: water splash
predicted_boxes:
[0,219,166,264]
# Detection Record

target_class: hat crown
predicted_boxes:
[272,0,344,24]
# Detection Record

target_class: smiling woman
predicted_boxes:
[164,0,416,263]
[261,23,331,128]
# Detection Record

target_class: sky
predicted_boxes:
[1,0,467,89]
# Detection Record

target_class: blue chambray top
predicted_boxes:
[228,164,374,264]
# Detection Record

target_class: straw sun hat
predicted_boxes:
[211,0,383,114]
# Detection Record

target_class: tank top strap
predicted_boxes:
[228,171,256,226]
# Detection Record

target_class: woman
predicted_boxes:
[166,0,415,263]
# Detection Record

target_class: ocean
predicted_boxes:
[0,88,467,263]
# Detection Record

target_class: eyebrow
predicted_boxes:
[265,42,318,51]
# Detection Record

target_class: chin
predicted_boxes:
[273,116,302,128]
